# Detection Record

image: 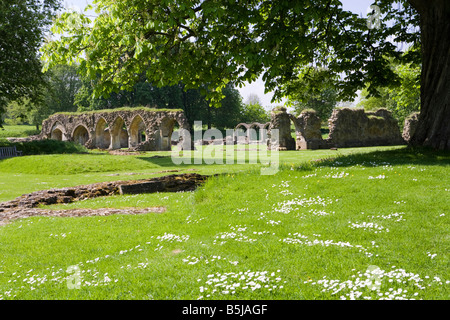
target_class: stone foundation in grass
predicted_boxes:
[0,173,209,211]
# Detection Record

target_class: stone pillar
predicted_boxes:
[402,112,419,143]
[268,107,295,151]
[294,110,324,150]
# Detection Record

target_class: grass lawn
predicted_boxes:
[0,124,40,139]
[0,136,448,300]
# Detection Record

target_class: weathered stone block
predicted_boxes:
[402,112,419,143]
[268,107,295,151]
[292,110,324,150]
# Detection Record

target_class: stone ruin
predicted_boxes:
[402,112,419,143]
[0,173,209,226]
[325,108,406,148]
[240,106,406,150]
[37,108,191,151]
[0,173,208,211]
[11,105,410,152]
[234,122,271,144]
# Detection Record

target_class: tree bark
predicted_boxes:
[409,0,450,150]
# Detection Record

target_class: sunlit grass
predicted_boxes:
[0,145,399,202]
[0,124,40,139]
[0,147,448,300]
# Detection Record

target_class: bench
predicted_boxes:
[0,146,23,159]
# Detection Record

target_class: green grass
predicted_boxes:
[0,145,399,202]
[0,145,448,300]
[0,124,40,139]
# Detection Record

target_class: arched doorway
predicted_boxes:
[72,125,90,146]
[158,117,180,150]
[262,122,271,142]
[129,115,147,148]
[51,128,63,141]
[110,116,129,149]
[234,123,249,144]
[50,122,66,141]
[94,117,111,149]
[248,123,263,142]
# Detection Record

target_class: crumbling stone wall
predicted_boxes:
[268,107,296,150]
[265,107,405,150]
[39,108,190,151]
[0,173,208,210]
[290,110,325,150]
[402,112,419,143]
[327,108,405,148]
[234,122,270,144]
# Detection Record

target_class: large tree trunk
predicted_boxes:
[409,0,450,150]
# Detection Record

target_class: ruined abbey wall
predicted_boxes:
[326,108,405,148]
[266,107,406,150]
[39,108,190,151]
[33,106,406,152]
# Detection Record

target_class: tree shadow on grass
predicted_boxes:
[307,146,450,169]
[136,155,187,167]
[135,147,450,172]
[135,154,257,168]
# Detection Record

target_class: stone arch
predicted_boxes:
[157,117,180,150]
[261,122,271,142]
[248,123,264,142]
[51,128,63,141]
[170,119,183,146]
[50,121,67,141]
[235,123,249,131]
[288,114,302,140]
[94,117,111,149]
[234,123,249,144]
[128,114,147,148]
[110,116,129,149]
[39,108,192,151]
[72,124,90,146]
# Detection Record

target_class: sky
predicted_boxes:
[62,0,376,109]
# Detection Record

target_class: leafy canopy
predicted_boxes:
[41,0,420,106]
[0,0,61,125]
[358,52,420,127]
[284,67,339,121]
[3,64,82,129]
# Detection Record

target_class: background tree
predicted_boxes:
[4,63,82,130]
[240,94,270,124]
[205,84,244,130]
[44,64,82,114]
[357,87,391,111]
[75,76,244,130]
[285,68,339,122]
[42,0,449,149]
[245,94,263,106]
[4,99,30,125]
[358,51,421,128]
[0,0,61,127]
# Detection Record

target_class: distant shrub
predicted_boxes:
[0,139,88,155]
